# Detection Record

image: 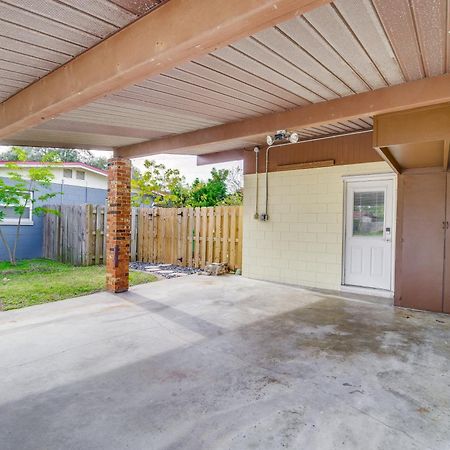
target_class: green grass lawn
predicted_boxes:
[0,259,157,311]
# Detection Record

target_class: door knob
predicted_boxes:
[385,227,391,241]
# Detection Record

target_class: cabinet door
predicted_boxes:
[396,173,446,312]
[444,174,450,313]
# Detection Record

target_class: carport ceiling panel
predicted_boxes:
[37,119,168,141]
[110,0,411,138]
[109,0,447,155]
[102,97,219,128]
[372,0,448,80]
[157,66,287,112]
[409,0,448,77]
[45,97,221,137]
[139,75,275,116]
[95,95,227,126]
[0,0,167,101]
[3,128,143,150]
[2,0,449,151]
[252,27,355,98]
[123,82,260,121]
[332,0,405,86]
[186,55,305,108]
[110,0,167,16]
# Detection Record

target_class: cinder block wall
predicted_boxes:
[243,162,391,291]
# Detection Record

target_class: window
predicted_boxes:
[352,191,384,237]
[63,168,73,178]
[76,170,85,180]
[0,191,33,225]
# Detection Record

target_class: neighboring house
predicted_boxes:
[0,162,108,261]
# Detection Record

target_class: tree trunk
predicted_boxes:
[0,228,14,265]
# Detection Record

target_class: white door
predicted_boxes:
[344,178,394,290]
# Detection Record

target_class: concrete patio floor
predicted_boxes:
[0,276,449,450]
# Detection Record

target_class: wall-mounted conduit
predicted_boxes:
[254,146,260,219]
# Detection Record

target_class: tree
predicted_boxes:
[0,146,109,170]
[221,166,243,206]
[226,166,243,194]
[131,160,243,208]
[131,160,189,207]
[188,168,229,207]
[0,148,60,265]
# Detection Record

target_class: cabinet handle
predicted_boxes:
[443,221,449,229]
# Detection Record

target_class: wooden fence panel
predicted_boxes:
[130,208,138,262]
[187,208,194,267]
[43,205,243,270]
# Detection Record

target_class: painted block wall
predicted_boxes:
[243,161,392,291]
[0,180,107,261]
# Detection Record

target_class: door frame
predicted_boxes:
[341,173,397,296]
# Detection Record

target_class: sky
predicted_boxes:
[0,146,243,184]
[131,154,243,184]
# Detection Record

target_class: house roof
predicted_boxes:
[0,161,107,177]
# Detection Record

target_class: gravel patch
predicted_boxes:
[130,262,202,279]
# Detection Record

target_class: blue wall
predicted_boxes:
[0,180,107,261]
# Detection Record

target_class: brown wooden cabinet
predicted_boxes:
[395,172,450,313]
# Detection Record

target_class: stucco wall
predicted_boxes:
[243,161,392,291]
[0,180,107,261]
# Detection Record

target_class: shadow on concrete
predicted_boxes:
[119,291,227,339]
[1,294,449,449]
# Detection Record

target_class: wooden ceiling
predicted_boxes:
[0,0,449,155]
[0,0,168,103]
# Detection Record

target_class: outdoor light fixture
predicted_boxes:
[265,130,300,146]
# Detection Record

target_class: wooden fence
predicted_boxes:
[43,205,243,270]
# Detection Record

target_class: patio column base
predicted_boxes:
[106,157,131,293]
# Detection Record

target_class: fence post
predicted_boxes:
[130,207,137,262]
[85,204,93,265]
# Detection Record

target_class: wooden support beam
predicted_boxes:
[116,73,450,158]
[374,147,402,174]
[373,103,450,147]
[197,149,245,166]
[0,0,330,140]
[444,140,450,171]
[276,159,335,171]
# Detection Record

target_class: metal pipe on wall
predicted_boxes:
[261,141,292,221]
[254,146,260,219]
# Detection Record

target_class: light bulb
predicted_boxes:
[289,132,299,144]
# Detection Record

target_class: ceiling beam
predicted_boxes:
[0,0,331,140]
[444,140,450,171]
[374,147,402,174]
[115,73,450,158]
[197,149,245,166]
[373,103,450,147]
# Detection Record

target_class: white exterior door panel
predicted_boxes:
[344,178,394,291]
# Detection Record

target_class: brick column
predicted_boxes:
[106,157,131,293]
